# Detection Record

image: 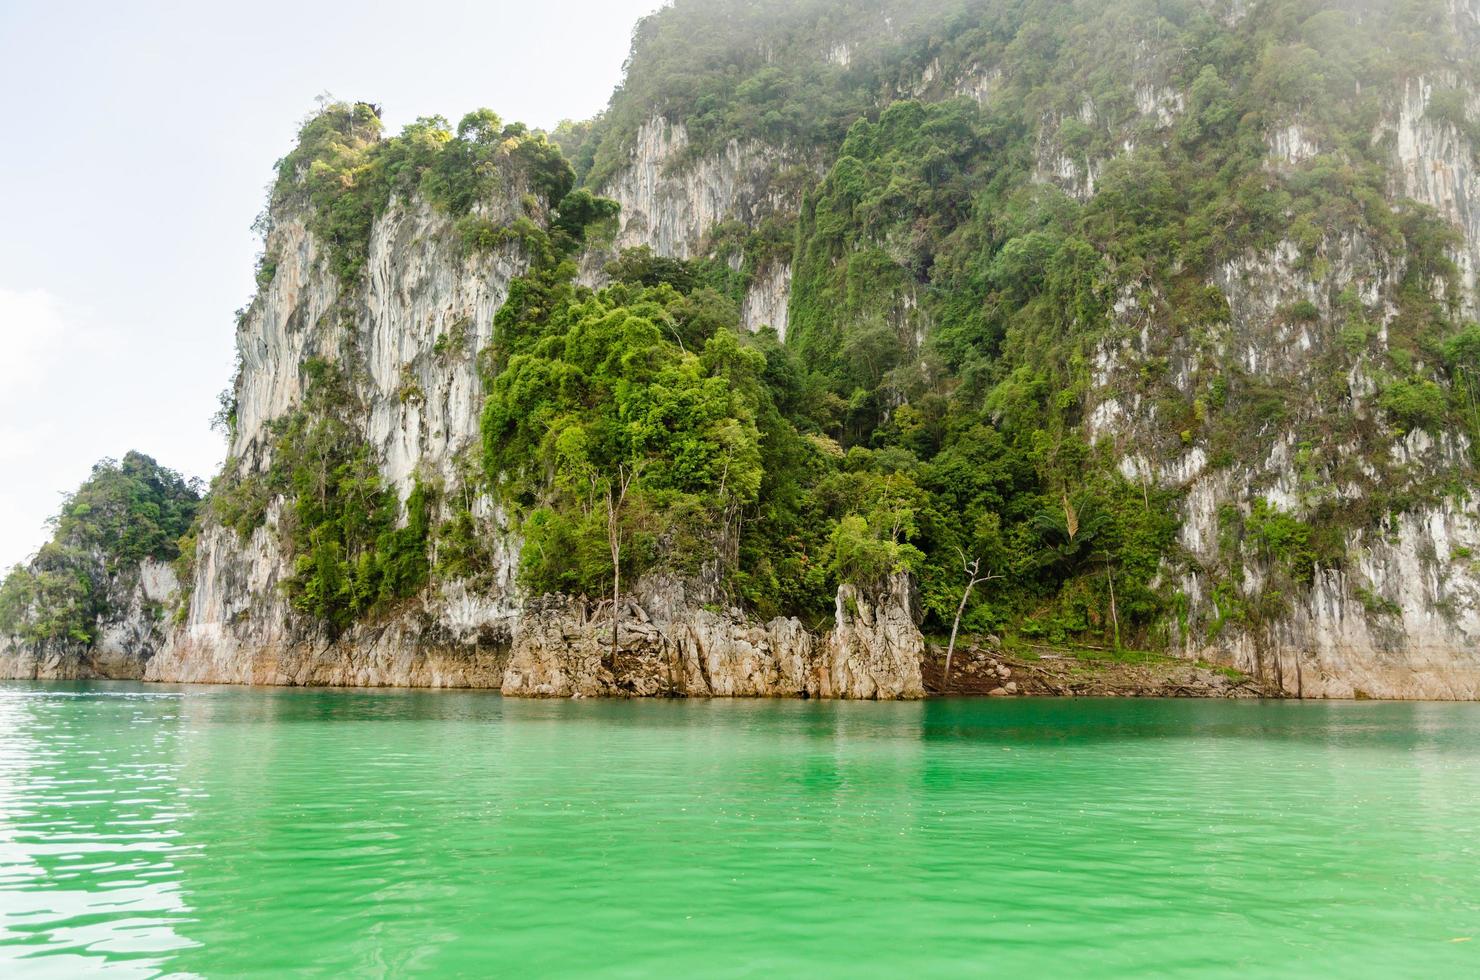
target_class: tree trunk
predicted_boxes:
[944,582,974,689]
[602,462,642,672]
[610,543,620,668]
[607,488,620,670]
[1106,564,1121,652]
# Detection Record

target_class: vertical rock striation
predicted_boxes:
[590,116,807,336]
[501,578,923,700]
[159,193,527,687]
[1386,76,1480,317]
[1084,64,1480,698]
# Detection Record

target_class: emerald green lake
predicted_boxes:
[1,684,1477,977]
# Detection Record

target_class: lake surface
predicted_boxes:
[1,684,1477,977]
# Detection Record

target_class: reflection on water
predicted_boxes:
[0,688,196,977]
[1,683,1478,976]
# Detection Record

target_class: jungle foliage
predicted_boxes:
[0,453,201,646]
[269,101,590,286]
[560,0,1476,644]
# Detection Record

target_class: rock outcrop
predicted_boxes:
[1180,503,1480,700]
[816,576,925,700]
[600,117,796,261]
[1387,75,1480,318]
[158,192,525,687]
[1081,65,1480,698]
[1,558,178,681]
[502,577,923,700]
[586,116,808,338]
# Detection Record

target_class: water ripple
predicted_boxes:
[1,685,1479,975]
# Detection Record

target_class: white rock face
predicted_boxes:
[1031,60,1182,200]
[1385,76,1480,315]
[819,575,925,700]
[501,577,924,700]
[740,262,792,338]
[1037,149,1101,201]
[231,218,334,462]
[1181,503,1480,699]
[1,557,180,681]
[158,191,528,686]
[954,66,1001,103]
[1268,123,1320,166]
[234,196,525,498]
[362,199,527,497]
[1135,85,1185,128]
[602,117,793,260]
[1082,64,1480,697]
[597,116,807,335]
[91,559,179,678]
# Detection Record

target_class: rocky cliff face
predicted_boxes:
[15,4,1480,701]
[589,115,805,337]
[599,118,790,260]
[0,451,198,682]
[140,128,924,699]
[1078,61,1480,698]
[819,576,926,700]
[1389,75,1480,318]
[502,574,922,699]
[0,558,178,681]
[149,505,511,688]
[157,193,525,688]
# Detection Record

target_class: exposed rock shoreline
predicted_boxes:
[0,540,1470,701]
[0,578,1418,701]
[923,643,1262,699]
[503,575,924,699]
[2,575,927,700]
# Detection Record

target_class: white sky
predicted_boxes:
[0,0,663,570]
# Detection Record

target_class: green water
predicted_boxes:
[1,685,1477,977]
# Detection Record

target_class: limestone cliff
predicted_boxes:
[502,575,922,699]
[157,193,525,687]
[11,0,1480,701]
[0,558,178,681]
[583,114,808,337]
[140,112,921,698]
[1081,62,1480,698]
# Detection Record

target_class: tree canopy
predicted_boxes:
[0,453,201,646]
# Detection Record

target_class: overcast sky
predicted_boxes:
[0,0,663,570]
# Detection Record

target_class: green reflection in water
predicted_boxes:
[1,683,1477,977]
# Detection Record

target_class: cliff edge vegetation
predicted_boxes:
[5,0,1480,698]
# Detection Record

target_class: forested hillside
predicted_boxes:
[6,0,1479,697]
[550,0,1480,656]
[0,453,199,677]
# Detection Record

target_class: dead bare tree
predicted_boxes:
[599,460,644,668]
[944,549,1003,687]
